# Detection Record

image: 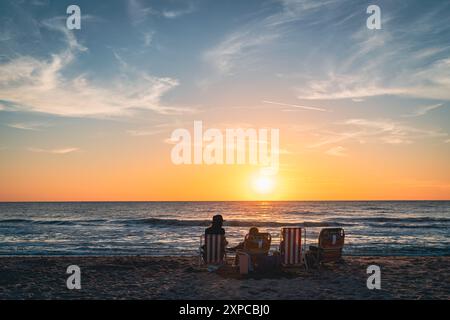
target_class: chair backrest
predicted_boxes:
[318,228,345,250]
[280,227,303,265]
[204,234,226,264]
[243,232,271,254]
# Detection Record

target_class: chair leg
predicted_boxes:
[302,252,309,271]
[306,252,317,269]
[312,255,319,269]
[198,235,203,267]
[198,250,203,267]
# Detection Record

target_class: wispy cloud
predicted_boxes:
[0,17,187,117]
[344,119,447,144]
[296,73,406,100]
[28,147,79,154]
[275,1,450,102]
[309,118,448,153]
[309,131,362,148]
[201,0,448,106]
[203,0,338,76]
[161,2,196,19]
[6,122,48,131]
[404,103,445,117]
[325,146,347,157]
[30,0,49,6]
[143,31,155,47]
[126,129,164,137]
[127,0,196,25]
[0,29,12,42]
[204,31,278,75]
[127,0,158,26]
[262,100,327,112]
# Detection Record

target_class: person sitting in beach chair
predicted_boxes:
[306,228,345,268]
[231,227,271,270]
[200,215,228,266]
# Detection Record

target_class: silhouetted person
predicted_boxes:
[232,227,259,266]
[202,214,228,263]
[231,227,259,251]
[205,214,226,236]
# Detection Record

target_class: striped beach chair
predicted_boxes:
[280,227,306,267]
[307,228,345,268]
[199,234,226,266]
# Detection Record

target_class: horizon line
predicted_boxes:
[0,199,449,203]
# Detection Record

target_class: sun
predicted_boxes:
[252,175,276,194]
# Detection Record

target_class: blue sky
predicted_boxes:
[0,0,449,200]
[1,0,449,115]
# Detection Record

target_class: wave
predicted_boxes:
[0,218,108,226]
[348,216,450,224]
[367,223,446,229]
[0,219,31,224]
[1,216,447,229]
[284,210,323,215]
[112,218,351,228]
[0,217,351,228]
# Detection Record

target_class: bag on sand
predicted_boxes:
[254,255,282,272]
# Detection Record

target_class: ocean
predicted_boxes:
[0,201,449,256]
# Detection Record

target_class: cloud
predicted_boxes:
[6,122,48,131]
[161,2,196,19]
[203,0,339,75]
[30,0,49,6]
[28,147,79,154]
[0,17,187,117]
[0,30,12,42]
[344,119,447,144]
[291,2,450,101]
[127,0,195,25]
[143,31,155,47]
[264,0,341,27]
[325,146,347,157]
[296,72,406,100]
[309,131,362,148]
[310,118,448,151]
[126,129,164,136]
[262,100,327,112]
[204,31,278,75]
[127,0,158,26]
[404,103,445,117]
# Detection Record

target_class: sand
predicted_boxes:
[0,256,449,300]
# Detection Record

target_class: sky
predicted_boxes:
[0,0,449,201]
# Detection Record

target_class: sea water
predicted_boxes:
[0,201,448,256]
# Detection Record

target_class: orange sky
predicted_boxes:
[1,118,449,201]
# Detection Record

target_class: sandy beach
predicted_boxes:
[0,256,449,300]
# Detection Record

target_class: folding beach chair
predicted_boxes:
[236,232,272,273]
[199,234,227,267]
[280,227,306,268]
[243,232,272,255]
[306,228,345,268]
